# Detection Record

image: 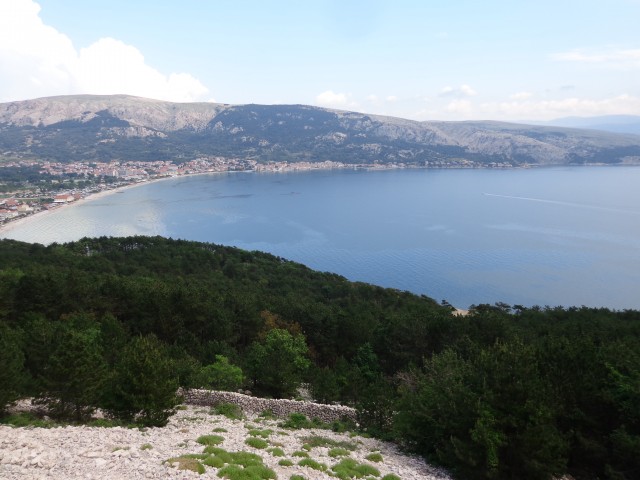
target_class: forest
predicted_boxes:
[0,235,638,480]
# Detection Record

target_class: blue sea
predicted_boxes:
[3,166,640,309]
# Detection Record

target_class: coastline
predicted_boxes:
[0,176,176,237]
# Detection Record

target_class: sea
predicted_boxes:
[3,166,640,310]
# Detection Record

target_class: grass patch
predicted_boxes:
[329,447,351,458]
[176,405,188,410]
[212,402,244,420]
[213,427,228,432]
[301,435,358,451]
[381,475,401,480]
[259,409,277,420]
[267,447,285,457]
[248,428,273,438]
[197,434,224,446]
[217,464,276,480]
[278,459,294,466]
[292,450,309,458]
[297,458,327,471]
[332,458,380,479]
[166,455,206,474]
[290,476,306,480]
[245,437,269,449]
[140,443,152,450]
[0,412,58,428]
[365,452,383,462]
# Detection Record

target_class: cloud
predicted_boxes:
[445,99,473,115]
[315,90,355,108]
[439,84,477,97]
[385,95,398,102]
[510,92,533,100]
[552,48,640,69]
[481,94,640,120]
[0,0,209,102]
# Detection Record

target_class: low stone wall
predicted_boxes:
[180,389,356,424]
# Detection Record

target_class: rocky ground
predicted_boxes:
[0,404,452,480]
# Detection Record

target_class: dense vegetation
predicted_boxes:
[0,236,638,480]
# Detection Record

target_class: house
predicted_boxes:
[54,194,75,203]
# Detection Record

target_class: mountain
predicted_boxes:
[540,115,640,136]
[1,94,640,166]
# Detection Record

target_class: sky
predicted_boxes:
[1,0,639,122]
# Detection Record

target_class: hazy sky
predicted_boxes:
[1,0,639,121]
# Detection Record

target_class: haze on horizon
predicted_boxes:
[1,0,639,123]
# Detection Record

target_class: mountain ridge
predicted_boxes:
[1,94,640,166]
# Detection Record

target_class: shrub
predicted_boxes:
[301,435,357,451]
[365,452,383,462]
[292,451,309,458]
[381,475,401,480]
[290,476,306,480]
[297,458,327,471]
[194,355,244,391]
[245,437,269,449]
[248,428,273,438]
[213,402,244,420]
[267,447,285,457]
[278,459,294,466]
[332,458,380,479]
[328,447,351,458]
[197,434,224,446]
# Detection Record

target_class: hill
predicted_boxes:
[1,95,640,165]
[1,235,640,479]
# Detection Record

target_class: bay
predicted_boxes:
[3,166,640,309]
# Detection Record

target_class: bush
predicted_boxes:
[0,323,25,413]
[297,458,327,471]
[104,335,179,427]
[197,434,224,446]
[245,437,269,449]
[213,402,244,420]
[194,355,244,391]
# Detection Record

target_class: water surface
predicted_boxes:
[3,166,640,309]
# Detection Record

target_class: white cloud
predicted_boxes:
[439,84,477,97]
[481,94,640,120]
[0,0,209,102]
[315,90,354,108]
[552,48,640,69]
[445,99,473,115]
[510,91,533,100]
[366,94,379,103]
[385,95,398,102]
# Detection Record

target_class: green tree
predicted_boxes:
[246,328,310,398]
[193,355,244,391]
[37,321,107,421]
[105,334,179,426]
[0,322,25,413]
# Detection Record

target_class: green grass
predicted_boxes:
[328,447,351,458]
[259,409,277,420]
[267,447,285,457]
[290,476,306,480]
[213,427,228,432]
[197,434,224,446]
[278,459,294,466]
[212,402,244,420]
[217,464,276,480]
[332,458,381,479]
[140,443,153,450]
[381,475,401,480]
[297,458,327,471]
[292,450,309,458]
[365,452,383,462]
[248,428,273,438]
[245,437,269,449]
[300,435,358,451]
[0,412,57,428]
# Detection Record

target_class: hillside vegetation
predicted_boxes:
[1,236,639,480]
[2,95,640,165]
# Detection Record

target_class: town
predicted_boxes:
[0,156,513,227]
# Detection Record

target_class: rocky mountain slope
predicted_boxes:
[1,95,639,165]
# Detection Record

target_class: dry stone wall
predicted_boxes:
[180,389,356,423]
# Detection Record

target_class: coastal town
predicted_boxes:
[0,156,513,227]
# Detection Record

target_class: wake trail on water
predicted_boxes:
[483,193,640,216]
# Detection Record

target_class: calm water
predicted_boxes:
[3,166,640,309]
